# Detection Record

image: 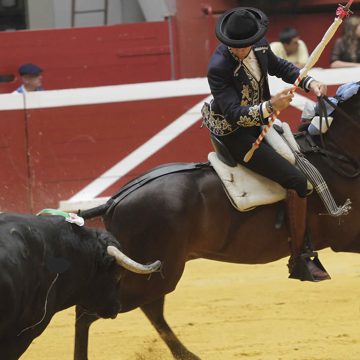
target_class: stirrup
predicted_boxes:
[288,251,331,282]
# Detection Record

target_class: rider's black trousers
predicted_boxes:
[216,126,308,198]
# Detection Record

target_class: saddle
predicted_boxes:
[209,121,312,212]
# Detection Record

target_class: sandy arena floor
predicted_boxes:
[21,249,360,360]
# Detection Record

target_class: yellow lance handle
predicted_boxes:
[243,0,354,163]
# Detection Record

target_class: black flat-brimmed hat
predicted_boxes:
[216,7,268,48]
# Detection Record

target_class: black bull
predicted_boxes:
[0,213,160,360]
[76,91,360,360]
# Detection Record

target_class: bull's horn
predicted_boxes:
[107,246,162,274]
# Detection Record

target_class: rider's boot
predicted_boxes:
[286,189,331,282]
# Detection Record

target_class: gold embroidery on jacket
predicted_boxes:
[201,103,235,136]
[241,84,251,102]
[237,105,262,127]
[242,65,260,106]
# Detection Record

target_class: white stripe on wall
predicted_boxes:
[0,78,210,111]
[1,67,358,111]
[64,95,212,203]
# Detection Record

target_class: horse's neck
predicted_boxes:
[328,97,360,159]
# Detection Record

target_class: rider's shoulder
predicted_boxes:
[208,44,233,72]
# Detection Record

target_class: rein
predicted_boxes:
[322,95,360,130]
[309,95,360,178]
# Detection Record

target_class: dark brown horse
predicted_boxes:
[74,89,360,360]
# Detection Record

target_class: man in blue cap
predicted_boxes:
[201,7,330,281]
[14,63,44,93]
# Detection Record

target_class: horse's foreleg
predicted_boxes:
[74,305,100,360]
[141,296,201,360]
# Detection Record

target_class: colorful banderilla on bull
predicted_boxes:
[243,0,354,163]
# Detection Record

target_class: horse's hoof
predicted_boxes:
[307,260,331,281]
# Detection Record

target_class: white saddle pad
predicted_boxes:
[209,152,286,211]
[209,121,311,211]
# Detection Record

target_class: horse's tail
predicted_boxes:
[78,203,109,220]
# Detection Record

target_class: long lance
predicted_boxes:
[243,0,354,163]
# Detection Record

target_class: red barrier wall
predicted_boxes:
[0,22,171,93]
[26,95,209,212]
[0,4,355,96]
[0,84,211,214]
[0,5,354,94]
[0,110,29,212]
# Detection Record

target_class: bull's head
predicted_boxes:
[79,230,161,319]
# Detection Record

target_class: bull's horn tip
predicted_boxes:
[152,260,162,271]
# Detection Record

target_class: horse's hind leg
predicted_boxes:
[74,305,100,360]
[141,296,201,360]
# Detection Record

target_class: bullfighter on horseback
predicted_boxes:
[202,7,331,281]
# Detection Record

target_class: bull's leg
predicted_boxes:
[0,343,20,360]
[0,337,33,360]
[141,296,201,360]
[74,305,99,360]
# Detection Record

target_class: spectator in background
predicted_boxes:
[270,27,309,68]
[330,16,360,68]
[13,63,44,93]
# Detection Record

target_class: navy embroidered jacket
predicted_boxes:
[204,39,312,136]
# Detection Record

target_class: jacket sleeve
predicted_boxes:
[267,45,313,91]
[207,65,265,128]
